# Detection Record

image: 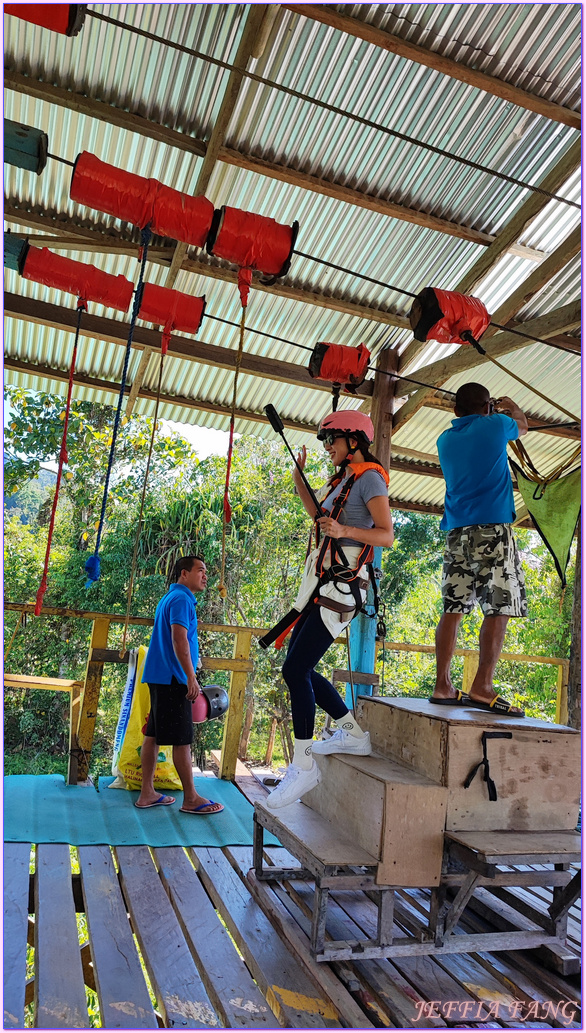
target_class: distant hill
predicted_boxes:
[4,457,57,523]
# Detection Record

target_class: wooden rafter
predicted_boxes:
[398,140,582,372]
[392,300,581,429]
[5,293,577,442]
[5,352,452,485]
[282,4,581,129]
[3,293,373,399]
[4,71,548,258]
[4,203,408,328]
[164,4,267,288]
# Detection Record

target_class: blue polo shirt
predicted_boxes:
[437,413,519,531]
[142,583,199,685]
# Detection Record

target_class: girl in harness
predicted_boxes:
[267,410,394,809]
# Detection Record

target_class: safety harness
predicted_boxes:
[259,462,389,650]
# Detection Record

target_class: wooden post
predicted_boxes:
[264,717,277,766]
[462,652,480,694]
[66,681,82,785]
[76,617,110,782]
[555,661,569,726]
[219,629,252,780]
[347,348,397,705]
[567,525,581,729]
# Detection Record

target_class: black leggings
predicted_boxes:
[282,606,350,740]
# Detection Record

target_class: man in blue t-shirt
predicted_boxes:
[135,555,224,815]
[430,383,528,717]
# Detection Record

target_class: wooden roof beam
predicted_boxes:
[4,71,547,257]
[282,5,581,129]
[398,139,581,372]
[165,4,267,287]
[4,203,408,328]
[392,299,581,429]
[3,292,374,398]
[423,394,580,442]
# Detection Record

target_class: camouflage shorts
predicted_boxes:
[442,524,527,617]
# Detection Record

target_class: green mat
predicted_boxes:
[4,775,279,848]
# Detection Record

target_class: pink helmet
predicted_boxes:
[317,410,374,443]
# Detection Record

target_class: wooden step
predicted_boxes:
[254,797,380,871]
[304,751,447,887]
[356,696,581,833]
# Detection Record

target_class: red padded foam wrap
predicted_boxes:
[5,4,73,34]
[70,152,214,247]
[209,207,295,276]
[429,289,490,346]
[23,247,133,311]
[310,342,370,386]
[138,283,205,354]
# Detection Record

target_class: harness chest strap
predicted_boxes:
[259,462,388,650]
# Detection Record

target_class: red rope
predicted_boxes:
[34,298,86,615]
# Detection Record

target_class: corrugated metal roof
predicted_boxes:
[4,2,581,511]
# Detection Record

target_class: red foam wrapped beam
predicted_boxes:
[138,283,206,353]
[22,247,133,312]
[308,341,370,387]
[5,5,86,36]
[207,206,298,278]
[70,151,214,246]
[410,287,490,346]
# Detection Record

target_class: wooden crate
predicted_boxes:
[357,697,580,833]
[304,752,447,886]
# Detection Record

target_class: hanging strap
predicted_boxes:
[510,438,581,495]
[35,298,87,614]
[463,731,513,802]
[119,349,166,656]
[85,224,151,588]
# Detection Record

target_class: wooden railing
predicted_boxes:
[5,603,570,785]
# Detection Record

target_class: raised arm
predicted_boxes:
[495,396,528,437]
[292,446,321,519]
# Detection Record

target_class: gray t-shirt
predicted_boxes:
[322,469,388,546]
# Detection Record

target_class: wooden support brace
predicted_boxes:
[67,680,82,785]
[219,630,252,780]
[548,869,581,924]
[442,871,482,937]
[311,884,330,955]
[377,888,394,947]
[76,617,110,782]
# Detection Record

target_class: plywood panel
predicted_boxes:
[358,698,447,782]
[379,782,447,887]
[446,727,581,831]
[304,755,385,859]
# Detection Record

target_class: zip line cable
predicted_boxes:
[87,9,579,210]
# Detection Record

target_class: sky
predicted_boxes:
[162,420,232,459]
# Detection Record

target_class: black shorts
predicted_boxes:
[145,677,193,746]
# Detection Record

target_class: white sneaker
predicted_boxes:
[265,761,321,809]
[312,729,372,756]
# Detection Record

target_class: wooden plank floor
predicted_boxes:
[3,774,581,1029]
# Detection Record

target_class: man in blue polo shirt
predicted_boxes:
[135,555,224,814]
[430,383,528,717]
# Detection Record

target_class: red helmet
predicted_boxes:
[317,410,374,443]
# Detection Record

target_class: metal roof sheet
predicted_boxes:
[4,2,581,514]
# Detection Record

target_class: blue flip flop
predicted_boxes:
[134,794,175,809]
[180,801,224,815]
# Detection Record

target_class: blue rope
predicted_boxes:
[85,224,151,588]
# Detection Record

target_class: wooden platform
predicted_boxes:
[4,771,581,1028]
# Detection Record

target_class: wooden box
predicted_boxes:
[357,697,581,833]
[304,752,447,886]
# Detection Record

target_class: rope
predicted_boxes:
[218,303,247,599]
[511,438,581,487]
[119,350,165,657]
[483,352,580,423]
[87,9,579,209]
[35,298,86,615]
[85,224,151,588]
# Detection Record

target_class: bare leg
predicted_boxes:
[432,613,464,699]
[173,744,223,814]
[136,736,175,807]
[469,615,509,703]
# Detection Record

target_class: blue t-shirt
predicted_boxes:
[142,583,199,685]
[437,413,519,531]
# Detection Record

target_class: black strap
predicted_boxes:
[258,607,302,650]
[463,731,512,802]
